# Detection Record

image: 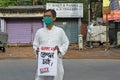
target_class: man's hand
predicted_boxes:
[36,48,39,55]
[54,46,61,54]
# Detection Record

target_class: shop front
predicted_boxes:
[0,6,44,45]
[46,3,83,43]
[0,3,83,44]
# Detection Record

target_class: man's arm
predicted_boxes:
[33,30,40,56]
[57,29,69,57]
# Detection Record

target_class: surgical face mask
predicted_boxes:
[43,17,53,27]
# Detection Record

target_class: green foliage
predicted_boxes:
[0,0,33,7]
[42,0,86,4]
[0,0,10,7]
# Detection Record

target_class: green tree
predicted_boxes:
[0,0,33,7]
[0,0,10,7]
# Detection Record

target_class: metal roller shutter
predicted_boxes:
[55,19,78,43]
[7,18,43,43]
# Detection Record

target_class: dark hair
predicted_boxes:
[44,9,56,17]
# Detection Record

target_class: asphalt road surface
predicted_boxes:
[0,59,120,80]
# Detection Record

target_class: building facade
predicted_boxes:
[0,4,83,45]
[0,6,44,45]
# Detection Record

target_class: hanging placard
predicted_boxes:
[37,46,57,76]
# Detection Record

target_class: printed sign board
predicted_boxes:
[46,3,83,18]
[103,0,110,7]
[37,46,57,76]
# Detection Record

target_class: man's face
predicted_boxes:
[44,11,56,22]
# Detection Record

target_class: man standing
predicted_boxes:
[33,9,69,80]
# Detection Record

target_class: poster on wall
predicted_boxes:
[37,46,57,76]
[103,0,120,21]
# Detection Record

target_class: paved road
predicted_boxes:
[0,59,120,80]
